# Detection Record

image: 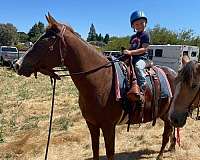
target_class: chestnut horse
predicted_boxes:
[169,56,200,128]
[15,13,177,160]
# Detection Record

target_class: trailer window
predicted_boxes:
[148,49,153,60]
[155,49,163,57]
[183,51,188,56]
[191,51,197,57]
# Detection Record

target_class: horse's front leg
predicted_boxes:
[102,124,116,160]
[168,126,176,152]
[157,120,174,160]
[86,121,100,160]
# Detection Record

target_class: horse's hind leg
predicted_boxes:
[157,120,174,160]
[102,124,116,160]
[86,121,100,160]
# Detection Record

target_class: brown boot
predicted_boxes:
[127,83,141,102]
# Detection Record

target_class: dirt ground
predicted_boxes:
[0,67,200,160]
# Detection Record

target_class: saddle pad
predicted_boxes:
[112,55,172,100]
[153,66,172,99]
[111,56,129,100]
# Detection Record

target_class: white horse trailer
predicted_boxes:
[148,45,199,72]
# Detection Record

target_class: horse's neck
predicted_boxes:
[63,32,113,104]
[64,33,108,73]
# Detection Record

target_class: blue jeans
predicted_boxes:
[134,59,146,89]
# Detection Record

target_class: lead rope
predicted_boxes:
[176,127,180,147]
[196,92,200,120]
[45,77,56,160]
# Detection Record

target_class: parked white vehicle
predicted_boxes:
[0,46,19,66]
[103,50,122,58]
[148,45,199,72]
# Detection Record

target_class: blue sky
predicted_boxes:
[0,0,200,39]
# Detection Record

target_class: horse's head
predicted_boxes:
[169,56,200,127]
[15,13,73,79]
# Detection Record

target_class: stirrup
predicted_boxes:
[137,93,145,105]
[127,84,141,102]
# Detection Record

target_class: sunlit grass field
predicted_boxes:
[0,67,81,159]
[0,67,200,160]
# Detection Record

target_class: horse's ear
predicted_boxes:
[182,55,190,65]
[45,14,50,24]
[46,12,58,27]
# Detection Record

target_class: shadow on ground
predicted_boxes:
[85,149,162,160]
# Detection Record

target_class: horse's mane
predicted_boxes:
[176,60,197,85]
[65,24,106,58]
[46,22,105,58]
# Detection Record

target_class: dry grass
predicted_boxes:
[0,67,200,160]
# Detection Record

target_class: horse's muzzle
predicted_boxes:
[14,61,34,77]
[169,111,188,128]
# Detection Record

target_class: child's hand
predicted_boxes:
[123,49,132,56]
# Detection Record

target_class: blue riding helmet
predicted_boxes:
[130,10,147,27]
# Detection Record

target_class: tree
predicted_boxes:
[0,23,18,46]
[190,36,200,47]
[97,33,104,42]
[148,25,178,45]
[103,34,110,44]
[18,32,29,43]
[98,24,200,52]
[103,36,130,51]
[38,22,45,33]
[177,29,194,45]
[87,24,97,42]
[28,21,45,43]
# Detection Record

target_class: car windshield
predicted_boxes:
[2,47,17,52]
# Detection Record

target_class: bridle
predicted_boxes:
[186,61,200,120]
[41,24,125,79]
[173,61,200,120]
[48,25,66,66]
[188,86,200,120]
[30,25,68,79]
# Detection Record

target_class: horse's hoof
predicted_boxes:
[168,148,175,152]
[168,146,175,152]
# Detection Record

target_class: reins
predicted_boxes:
[43,26,128,160]
[45,77,56,160]
[188,87,200,120]
[47,25,126,78]
[53,56,124,77]
[44,55,126,160]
